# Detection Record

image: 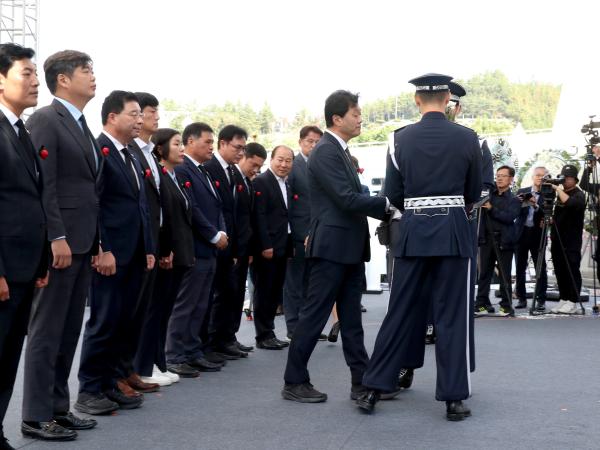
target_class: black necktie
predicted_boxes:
[227,165,237,196]
[199,164,216,196]
[121,148,139,190]
[15,119,38,177]
[79,115,98,170]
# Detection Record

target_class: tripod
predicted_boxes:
[581,154,600,315]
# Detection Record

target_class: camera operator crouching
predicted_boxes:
[475,166,522,317]
[549,165,586,314]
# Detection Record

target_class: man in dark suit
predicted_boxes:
[252,145,294,350]
[166,122,227,376]
[283,126,323,339]
[0,43,48,450]
[21,50,100,441]
[231,143,267,345]
[283,91,388,402]
[76,91,155,415]
[204,125,253,358]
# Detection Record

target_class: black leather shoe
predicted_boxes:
[21,421,77,441]
[273,337,289,347]
[53,411,97,430]
[327,321,340,342]
[257,337,285,350]
[356,390,380,413]
[216,343,248,358]
[0,434,15,450]
[446,400,471,421]
[187,357,222,372]
[104,388,143,410]
[398,368,414,389]
[350,384,369,400]
[535,301,546,312]
[204,352,228,365]
[515,299,528,309]
[234,340,254,352]
[318,333,328,341]
[74,392,119,415]
[167,362,200,377]
[281,382,327,403]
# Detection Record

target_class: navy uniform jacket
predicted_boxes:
[388,111,481,258]
[288,153,310,243]
[305,132,387,264]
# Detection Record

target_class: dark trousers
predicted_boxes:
[284,259,368,385]
[476,238,513,309]
[134,265,186,376]
[78,260,144,393]
[551,242,582,302]
[515,226,547,302]
[207,255,237,346]
[283,241,308,335]
[363,257,471,401]
[23,254,92,421]
[0,281,34,433]
[166,257,215,364]
[252,255,287,342]
[231,256,249,338]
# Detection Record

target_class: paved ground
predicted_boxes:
[3,291,600,450]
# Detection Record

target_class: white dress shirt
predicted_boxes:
[135,137,161,191]
[0,102,21,135]
[102,131,140,189]
[269,168,291,233]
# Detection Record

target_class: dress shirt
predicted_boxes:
[269,168,291,233]
[0,102,21,135]
[525,188,540,228]
[102,131,140,189]
[168,168,188,209]
[214,150,233,184]
[135,137,161,190]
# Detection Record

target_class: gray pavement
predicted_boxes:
[3,292,600,450]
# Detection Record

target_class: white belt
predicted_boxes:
[404,195,465,209]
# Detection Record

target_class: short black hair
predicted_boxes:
[299,125,323,139]
[416,91,448,104]
[101,90,139,125]
[272,145,294,159]
[497,165,515,177]
[0,43,35,77]
[182,122,214,146]
[134,92,159,111]
[43,50,92,94]
[218,124,248,147]
[324,90,359,128]
[151,128,180,161]
[245,142,267,160]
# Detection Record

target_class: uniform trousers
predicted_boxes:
[363,256,471,401]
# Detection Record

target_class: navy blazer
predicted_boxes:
[233,166,255,258]
[174,155,225,259]
[27,99,103,255]
[388,112,482,258]
[288,153,311,243]
[305,132,387,264]
[96,133,154,266]
[161,170,194,267]
[0,112,47,282]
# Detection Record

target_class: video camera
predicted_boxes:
[539,174,565,216]
[581,116,600,161]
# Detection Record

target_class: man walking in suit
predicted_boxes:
[21,50,100,442]
[166,122,228,376]
[283,91,388,402]
[204,125,254,359]
[76,91,155,414]
[0,43,48,450]
[252,145,294,350]
[283,126,323,339]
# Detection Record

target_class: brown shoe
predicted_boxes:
[126,373,160,393]
[116,379,143,398]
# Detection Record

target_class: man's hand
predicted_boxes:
[528,197,537,207]
[304,236,309,249]
[51,238,72,269]
[146,254,156,271]
[35,271,49,288]
[159,252,173,270]
[482,201,492,210]
[262,248,274,260]
[215,233,228,250]
[97,251,116,276]
[0,276,9,301]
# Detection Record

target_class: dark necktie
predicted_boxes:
[227,165,237,197]
[15,119,38,177]
[121,148,139,190]
[199,164,216,196]
[79,115,98,170]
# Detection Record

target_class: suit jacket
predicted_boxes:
[233,166,255,258]
[204,156,237,257]
[305,132,387,264]
[0,111,47,282]
[174,156,225,259]
[252,169,292,258]
[26,99,102,255]
[288,153,310,243]
[515,187,544,240]
[96,133,154,266]
[161,170,194,267]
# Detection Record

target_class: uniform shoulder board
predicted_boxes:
[450,121,476,133]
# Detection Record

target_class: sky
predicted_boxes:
[32,0,600,126]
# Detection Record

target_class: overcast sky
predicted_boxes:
[37,0,598,124]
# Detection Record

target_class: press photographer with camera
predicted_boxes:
[550,165,586,314]
[475,166,522,317]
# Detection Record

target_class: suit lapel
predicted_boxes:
[266,169,287,210]
[324,132,362,192]
[0,112,38,184]
[185,156,218,200]
[98,134,138,195]
[130,140,159,195]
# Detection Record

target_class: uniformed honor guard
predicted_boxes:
[358,74,482,421]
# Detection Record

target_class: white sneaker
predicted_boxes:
[155,366,179,383]
[557,301,578,314]
[551,300,567,313]
[141,374,172,386]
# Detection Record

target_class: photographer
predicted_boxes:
[475,166,521,317]
[515,167,548,311]
[580,145,600,285]
[550,165,586,314]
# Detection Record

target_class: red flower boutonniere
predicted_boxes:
[237,184,244,192]
[184,181,191,189]
[357,167,364,174]
[144,169,152,179]
[161,166,168,175]
[214,180,220,188]
[38,146,49,160]
[255,191,262,196]
[101,146,110,156]
[293,194,299,201]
